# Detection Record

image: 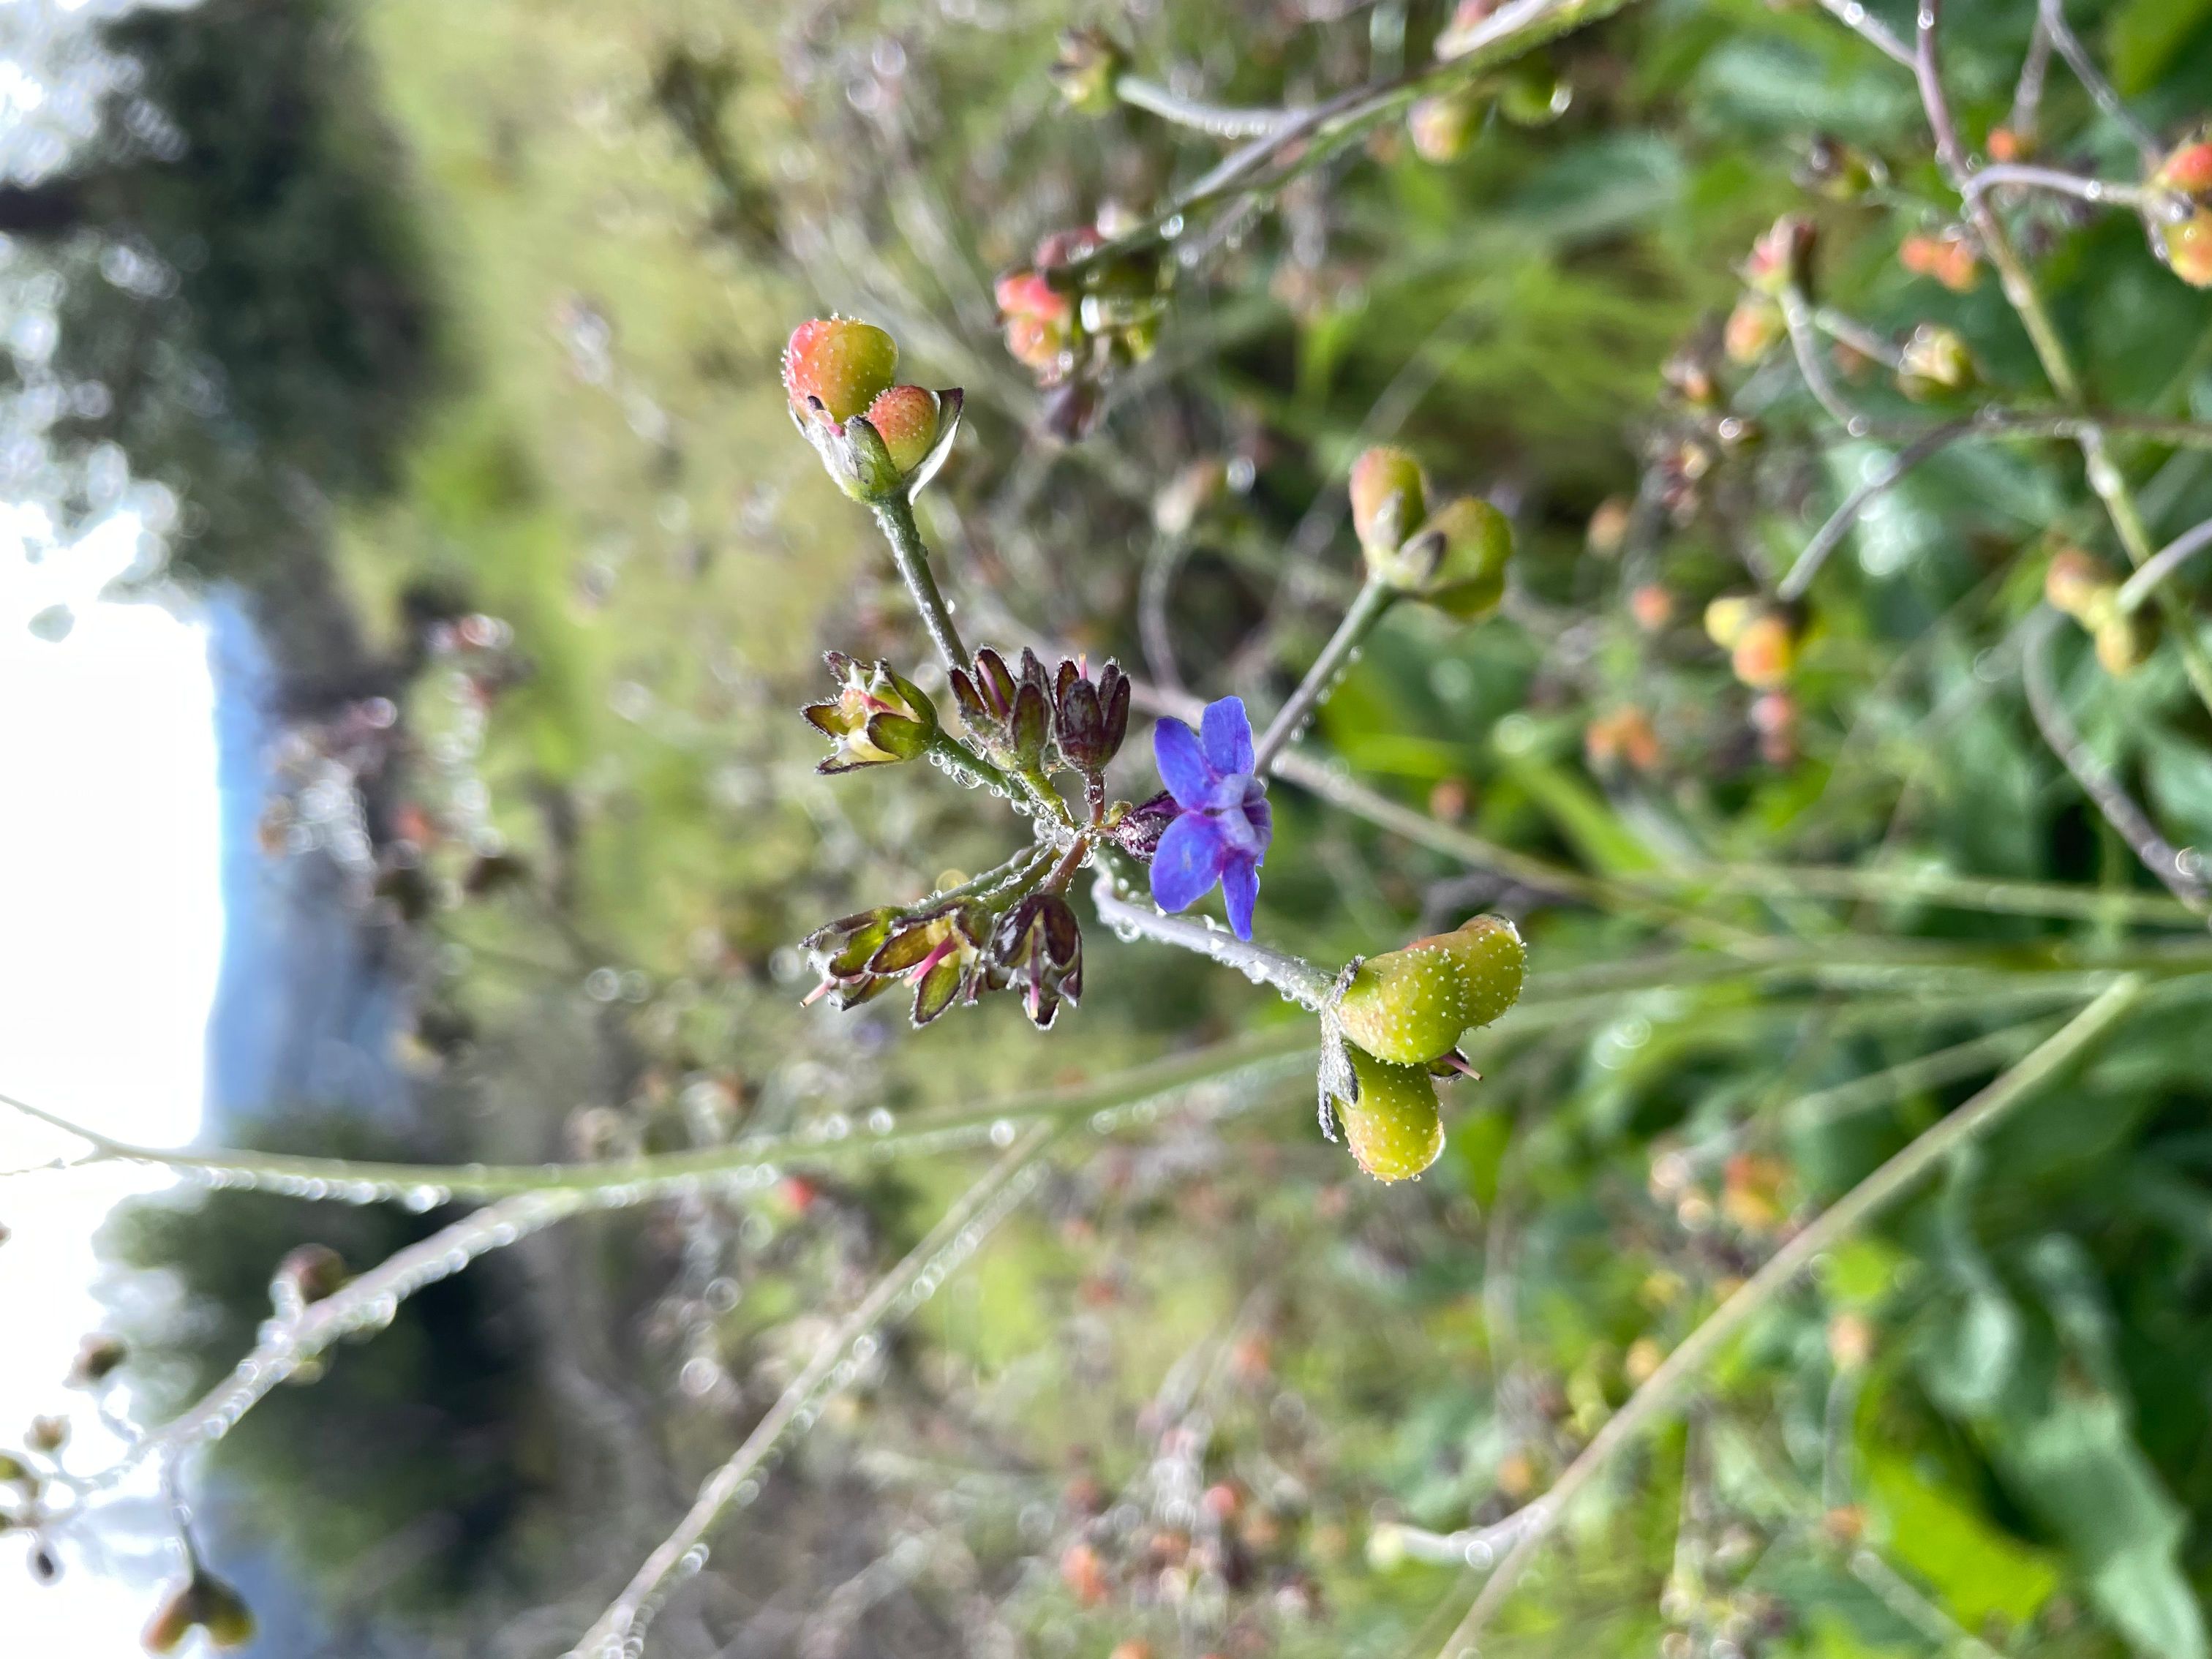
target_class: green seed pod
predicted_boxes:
[1384,495,1511,620]
[1338,1047,1445,1182]
[1335,915,1525,1066]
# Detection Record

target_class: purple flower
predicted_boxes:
[1148,696,1272,940]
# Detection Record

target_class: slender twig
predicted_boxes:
[1253,576,1396,770]
[84,1192,584,1494]
[2116,513,2212,612]
[1780,286,1889,438]
[1091,873,1337,1007]
[2021,609,2212,915]
[0,1032,1315,1203]
[1813,306,1906,372]
[1778,419,1977,601]
[564,1123,1059,1659]
[870,494,968,672]
[1435,977,2148,1652]
[1113,75,1296,139]
[2008,11,2053,140]
[1818,0,1914,67]
[1055,0,1647,285]
[2038,0,2161,165]
[1657,856,2199,927]
[1961,163,2170,215]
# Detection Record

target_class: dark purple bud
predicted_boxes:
[974,648,1017,722]
[1099,663,1130,758]
[948,666,988,731]
[1107,790,1177,861]
[990,892,1084,1029]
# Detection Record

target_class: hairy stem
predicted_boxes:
[1253,575,1395,771]
[871,494,968,672]
[1113,74,1294,138]
[1091,873,1337,1007]
[1436,977,2148,1653]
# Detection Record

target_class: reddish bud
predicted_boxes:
[862,385,942,475]
[781,317,898,423]
[1349,445,1426,554]
[1723,294,1783,364]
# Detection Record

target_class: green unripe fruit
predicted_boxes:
[1414,496,1512,620]
[1335,915,1525,1065]
[1339,1047,1445,1182]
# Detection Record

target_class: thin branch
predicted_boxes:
[1780,285,1889,438]
[1113,75,1297,139]
[1252,575,1396,771]
[2038,0,2161,165]
[1090,873,1337,1007]
[86,1192,584,1494]
[0,1032,1316,1203]
[1817,0,1914,67]
[1778,419,1977,602]
[1657,856,2200,926]
[1813,305,1906,372]
[2021,609,2212,915]
[2007,12,2053,140]
[2116,513,2212,612]
[1434,977,2148,1652]
[1961,163,2169,215]
[563,1123,1060,1658]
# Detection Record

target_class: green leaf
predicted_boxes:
[2110,0,2212,93]
[1862,1451,2062,1630]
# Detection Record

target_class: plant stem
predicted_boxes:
[2116,512,2212,612]
[565,1124,1059,1658]
[1113,74,1293,138]
[2020,609,2212,915]
[1091,873,1337,1007]
[871,493,968,672]
[1253,576,1395,771]
[1960,163,2165,214]
[1435,977,2147,1655]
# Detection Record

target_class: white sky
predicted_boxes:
[0,505,226,1651]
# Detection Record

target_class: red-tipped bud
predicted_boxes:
[1349,445,1427,555]
[1723,294,1783,364]
[1742,214,1814,296]
[862,385,943,475]
[1898,230,1980,293]
[2154,136,2212,196]
[781,317,898,423]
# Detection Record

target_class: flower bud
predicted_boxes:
[1742,214,1814,296]
[782,318,898,423]
[863,385,944,475]
[275,1244,347,1306]
[1703,594,1756,650]
[1373,496,1512,620]
[1336,1047,1445,1182]
[1408,89,1483,162]
[1898,230,1979,293]
[2044,547,2115,620]
[1723,294,1783,364]
[986,892,1084,1028]
[1050,27,1126,114]
[1895,323,1976,400]
[1334,915,1524,1067]
[1349,446,1427,556]
[2153,132,2212,195]
[802,653,938,773]
[143,1570,256,1653]
[1051,658,1131,778]
[26,1417,66,1455]
[65,1334,126,1389]
[1729,612,1798,689]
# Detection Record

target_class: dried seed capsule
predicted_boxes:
[1337,1047,1445,1182]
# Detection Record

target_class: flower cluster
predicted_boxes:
[784,316,1526,1181]
[996,228,1171,439]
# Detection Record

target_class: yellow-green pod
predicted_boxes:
[1335,915,1525,1066]
[1339,1047,1445,1182]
